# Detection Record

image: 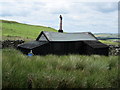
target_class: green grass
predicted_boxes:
[1,20,57,40]
[95,33,119,45]
[0,50,2,89]
[2,49,119,88]
[99,40,119,45]
[94,33,118,38]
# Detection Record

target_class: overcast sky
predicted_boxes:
[0,0,119,33]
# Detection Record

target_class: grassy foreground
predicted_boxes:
[2,49,119,88]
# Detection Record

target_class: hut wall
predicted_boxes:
[82,43,94,55]
[49,41,84,55]
[33,41,85,55]
[83,42,109,56]
[83,41,109,56]
[33,43,50,55]
[17,47,30,55]
[18,41,109,56]
[94,47,109,56]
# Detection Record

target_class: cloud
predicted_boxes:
[0,1,118,33]
[86,2,118,13]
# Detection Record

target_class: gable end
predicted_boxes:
[36,31,49,41]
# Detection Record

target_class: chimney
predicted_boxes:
[58,15,63,33]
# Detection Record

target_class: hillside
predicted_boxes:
[1,20,119,45]
[94,33,119,45]
[1,20,57,40]
[94,33,118,38]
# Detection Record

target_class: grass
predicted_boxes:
[0,50,2,89]
[94,33,118,38]
[2,49,119,88]
[99,40,119,45]
[1,20,57,40]
[95,34,119,45]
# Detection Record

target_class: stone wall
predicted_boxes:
[108,45,120,56]
[1,40,24,49]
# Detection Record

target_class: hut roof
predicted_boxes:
[83,41,108,48]
[18,41,48,49]
[36,31,98,42]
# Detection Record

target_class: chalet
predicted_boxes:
[17,15,109,56]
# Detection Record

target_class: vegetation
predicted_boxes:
[95,34,119,45]
[2,49,119,88]
[0,50,2,89]
[99,40,119,45]
[94,33,118,38]
[1,20,57,40]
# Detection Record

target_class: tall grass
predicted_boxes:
[2,49,119,88]
[0,50,2,89]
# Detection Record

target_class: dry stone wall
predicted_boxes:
[1,40,24,49]
[108,45,120,56]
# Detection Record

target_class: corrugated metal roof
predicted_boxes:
[42,31,97,41]
[18,41,48,49]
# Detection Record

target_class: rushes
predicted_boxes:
[2,49,119,88]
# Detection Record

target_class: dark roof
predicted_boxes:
[83,41,108,48]
[36,31,98,42]
[18,41,48,49]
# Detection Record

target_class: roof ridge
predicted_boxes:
[43,31,92,34]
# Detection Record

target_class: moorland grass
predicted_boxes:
[0,50,2,89]
[99,40,119,45]
[2,49,119,88]
[1,20,57,39]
